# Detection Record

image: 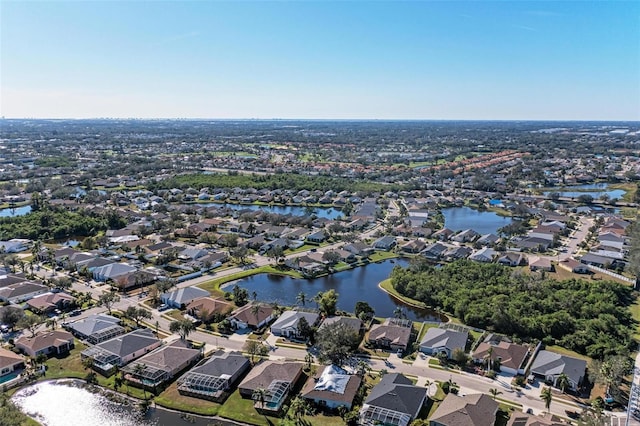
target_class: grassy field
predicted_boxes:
[154,383,220,415]
[378,278,428,309]
[545,345,591,362]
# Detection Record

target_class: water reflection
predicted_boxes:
[225,259,442,321]
[442,206,513,235]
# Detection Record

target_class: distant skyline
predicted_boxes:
[1,1,639,121]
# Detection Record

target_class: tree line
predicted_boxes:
[390,260,635,359]
[149,172,409,195]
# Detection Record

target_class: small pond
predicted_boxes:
[224,258,442,321]
[543,183,626,200]
[0,205,32,217]
[201,202,342,219]
[442,206,512,235]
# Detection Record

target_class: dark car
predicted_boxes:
[69,309,82,316]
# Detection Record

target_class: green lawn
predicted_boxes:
[218,390,280,426]
[629,298,640,340]
[154,383,220,415]
[545,345,591,362]
[378,279,428,309]
[368,252,399,262]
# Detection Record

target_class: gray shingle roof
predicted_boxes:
[530,350,586,386]
[364,373,426,417]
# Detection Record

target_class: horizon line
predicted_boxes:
[2,117,639,123]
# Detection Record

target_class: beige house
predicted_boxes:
[15,331,75,358]
[430,393,498,426]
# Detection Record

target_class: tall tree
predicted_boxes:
[556,373,570,394]
[315,321,360,366]
[124,306,152,327]
[540,387,553,412]
[169,319,195,340]
[98,291,120,315]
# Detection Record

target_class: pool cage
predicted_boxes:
[176,371,230,399]
[255,380,290,412]
[121,362,169,387]
[359,404,412,426]
[80,346,120,375]
[85,325,125,345]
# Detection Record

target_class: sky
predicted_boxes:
[1,1,639,120]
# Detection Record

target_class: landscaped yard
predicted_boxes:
[217,389,280,426]
[154,382,220,415]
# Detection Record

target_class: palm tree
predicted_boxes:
[252,387,269,410]
[485,346,494,371]
[169,319,195,340]
[540,387,553,412]
[250,304,262,328]
[296,292,306,307]
[133,363,148,400]
[556,373,570,394]
[489,388,502,400]
[287,396,310,423]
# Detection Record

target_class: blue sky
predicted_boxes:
[1,1,638,120]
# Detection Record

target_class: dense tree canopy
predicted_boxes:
[391,260,635,359]
[150,172,408,195]
[0,207,123,240]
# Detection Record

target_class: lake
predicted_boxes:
[224,259,442,321]
[202,202,342,219]
[12,380,235,426]
[442,207,512,235]
[0,205,32,217]
[543,183,626,200]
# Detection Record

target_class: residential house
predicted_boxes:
[306,230,326,244]
[507,412,564,426]
[92,263,137,282]
[469,248,497,263]
[498,252,527,267]
[186,297,233,323]
[558,258,589,274]
[419,327,468,359]
[238,360,304,413]
[429,393,499,426]
[472,335,529,375]
[529,350,586,392]
[443,246,472,261]
[0,347,25,377]
[122,339,202,389]
[15,330,75,358]
[270,311,320,340]
[301,365,362,410]
[452,229,480,243]
[476,234,500,246]
[25,292,76,314]
[177,350,251,402]
[368,319,412,352]
[529,257,554,272]
[432,228,454,241]
[401,239,426,254]
[0,282,48,303]
[579,253,610,268]
[229,303,275,331]
[81,328,162,375]
[422,243,448,261]
[161,287,210,309]
[373,236,397,251]
[343,242,374,257]
[359,373,427,426]
[66,313,125,344]
[319,316,364,336]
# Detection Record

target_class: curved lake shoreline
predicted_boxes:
[12,380,241,426]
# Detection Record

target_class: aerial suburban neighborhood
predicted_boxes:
[0,119,639,426]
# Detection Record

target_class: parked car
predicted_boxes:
[70,309,81,316]
[158,303,169,311]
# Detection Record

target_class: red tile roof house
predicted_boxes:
[15,330,75,358]
[0,347,25,378]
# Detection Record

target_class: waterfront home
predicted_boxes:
[452,229,480,243]
[301,365,362,410]
[186,297,233,323]
[81,328,161,375]
[65,313,125,344]
[177,350,250,402]
[368,319,412,352]
[229,303,274,331]
[161,287,210,309]
[15,330,75,358]
[529,350,586,392]
[319,316,364,335]
[0,347,25,377]
[270,311,319,340]
[401,239,426,254]
[343,242,374,257]
[472,335,529,375]
[359,373,427,426]
[121,339,202,389]
[429,393,498,426]
[238,360,303,413]
[373,236,397,251]
[422,242,448,261]
[419,327,468,359]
